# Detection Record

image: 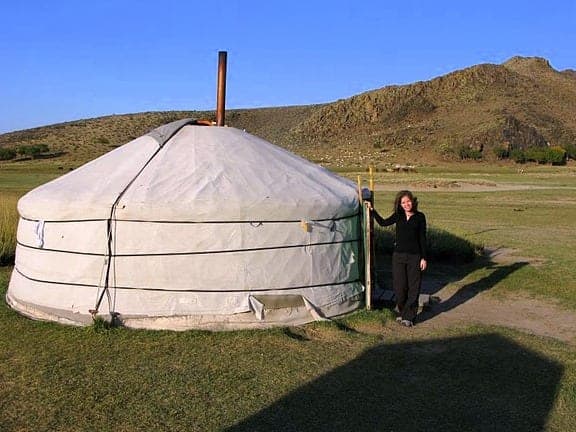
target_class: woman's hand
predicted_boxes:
[420,258,427,271]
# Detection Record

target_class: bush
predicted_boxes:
[374,225,481,263]
[0,147,17,160]
[458,146,482,160]
[17,144,50,158]
[372,137,384,149]
[426,227,481,263]
[547,146,567,165]
[525,147,548,164]
[524,146,566,165]
[493,146,509,159]
[564,143,576,160]
[436,142,454,158]
[510,149,526,163]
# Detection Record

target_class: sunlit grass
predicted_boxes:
[0,163,61,265]
[374,187,576,308]
[0,264,574,432]
[1,163,575,431]
[0,193,18,265]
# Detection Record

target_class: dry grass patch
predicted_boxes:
[0,193,18,265]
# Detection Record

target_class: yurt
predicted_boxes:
[7,119,364,330]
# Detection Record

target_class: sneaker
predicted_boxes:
[400,319,413,327]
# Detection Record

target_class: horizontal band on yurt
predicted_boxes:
[16,238,361,257]
[19,211,360,224]
[14,267,361,293]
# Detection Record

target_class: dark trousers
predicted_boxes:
[392,252,422,322]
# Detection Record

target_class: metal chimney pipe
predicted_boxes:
[216,51,227,126]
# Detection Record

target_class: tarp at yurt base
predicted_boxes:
[6,119,364,330]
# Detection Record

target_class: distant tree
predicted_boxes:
[522,146,566,165]
[458,145,482,160]
[510,149,526,163]
[493,146,509,159]
[562,143,576,160]
[0,147,17,160]
[17,144,50,158]
[547,146,567,165]
[525,147,548,164]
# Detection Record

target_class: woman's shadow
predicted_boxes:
[373,228,529,323]
[416,259,528,323]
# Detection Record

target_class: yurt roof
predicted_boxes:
[18,120,359,222]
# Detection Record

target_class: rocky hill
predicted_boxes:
[1,56,574,168]
[293,56,576,165]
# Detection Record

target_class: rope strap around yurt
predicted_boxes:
[14,214,361,293]
[17,236,358,257]
[15,267,360,293]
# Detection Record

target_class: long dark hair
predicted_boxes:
[393,190,418,214]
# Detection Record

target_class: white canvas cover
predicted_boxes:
[7,121,364,330]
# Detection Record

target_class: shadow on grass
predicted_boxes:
[417,261,528,324]
[226,333,563,432]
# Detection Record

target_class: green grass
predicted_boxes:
[0,164,62,264]
[0,164,62,192]
[406,188,576,307]
[0,265,574,431]
[0,192,18,265]
[365,164,576,309]
[1,163,576,431]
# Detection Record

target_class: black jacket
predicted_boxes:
[374,210,427,259]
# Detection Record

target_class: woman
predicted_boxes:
[374,190,427,327]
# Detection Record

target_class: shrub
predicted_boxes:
[373,225,480,263]
[458,145,482,160]
[436,142,454,158]
[372,138,384,149]
[510,149,526,163]
[493,146,509,159]
[564,143,576,160]
[525,147,548,164]
[0,147,17,160]
[17,144,50,158]
[547,146,567,165]
[524,146,566,165]
[426,227,481,263]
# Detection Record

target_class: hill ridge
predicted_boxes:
[1,56,574,167]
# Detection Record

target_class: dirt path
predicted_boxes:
[374,180,576,193]
[383,249,576,346]
[369,180,576,343]
[415,290,576,346]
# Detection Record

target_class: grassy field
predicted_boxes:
[1,161,575,431]
[0,265,574,431]
[355,164,576,309]
[0,164,62,264]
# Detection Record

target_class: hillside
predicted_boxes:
[0,107,316,166]
[294,56,576,165]
[1,56,575,167]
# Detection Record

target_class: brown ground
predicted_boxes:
[416,291,576,345]
[396,248,576,346]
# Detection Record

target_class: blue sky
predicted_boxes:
[1,0,574,133]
